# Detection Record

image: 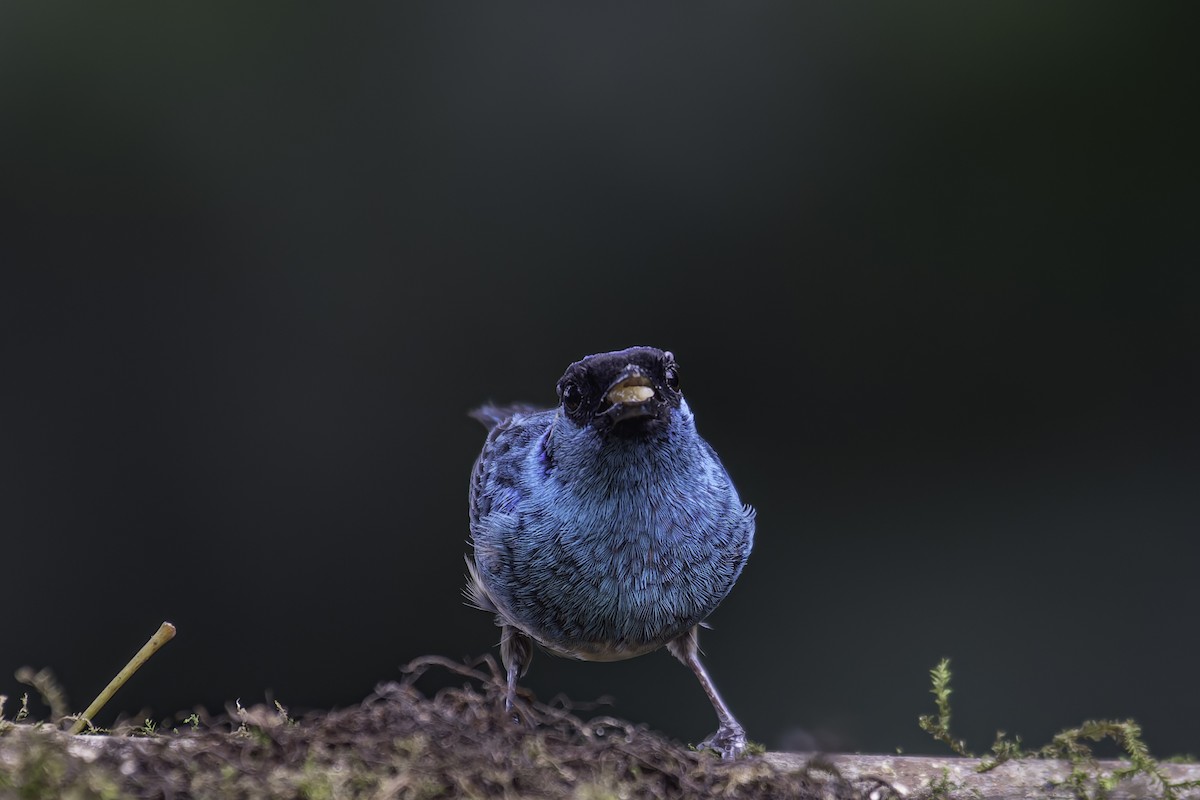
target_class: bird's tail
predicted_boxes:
[468,404,544,432]
[462,555,498,613]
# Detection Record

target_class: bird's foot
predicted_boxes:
[503,694,521,726]
[503,694,536,728]
[697,723,748,760]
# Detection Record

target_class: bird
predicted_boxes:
[465,345,755,758]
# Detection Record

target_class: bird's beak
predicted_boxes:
[600,367,661,423]
[606,375,654,406]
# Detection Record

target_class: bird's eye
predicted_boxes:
[561,381,583,413]
[664,364,680,392]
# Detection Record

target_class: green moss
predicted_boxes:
[917,659,970,757]
[925,767,982,800]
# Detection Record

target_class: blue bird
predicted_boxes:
[466,346,755,758]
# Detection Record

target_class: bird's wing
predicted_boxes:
[466,411,547,620]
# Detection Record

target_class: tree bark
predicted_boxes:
[765,752,1200,800]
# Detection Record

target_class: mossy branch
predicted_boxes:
[919,659,1199,800]
[1038,720,1200,800]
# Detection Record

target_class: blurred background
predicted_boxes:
[2,4,1197,756]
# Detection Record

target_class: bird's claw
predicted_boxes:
[503,695,535,728]
[698,723,748,760]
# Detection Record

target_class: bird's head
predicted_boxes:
[555,346,683,438]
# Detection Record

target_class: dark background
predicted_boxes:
[2,5,1197,756]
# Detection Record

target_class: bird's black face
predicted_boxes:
[556,346,683,437]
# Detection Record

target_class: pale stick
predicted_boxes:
[69,622,177,735]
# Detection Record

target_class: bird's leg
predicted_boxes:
[667,626,747,759]
[499,625,533,721]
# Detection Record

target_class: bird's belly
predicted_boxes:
[500,564,709,662]
[542,638,663,662]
